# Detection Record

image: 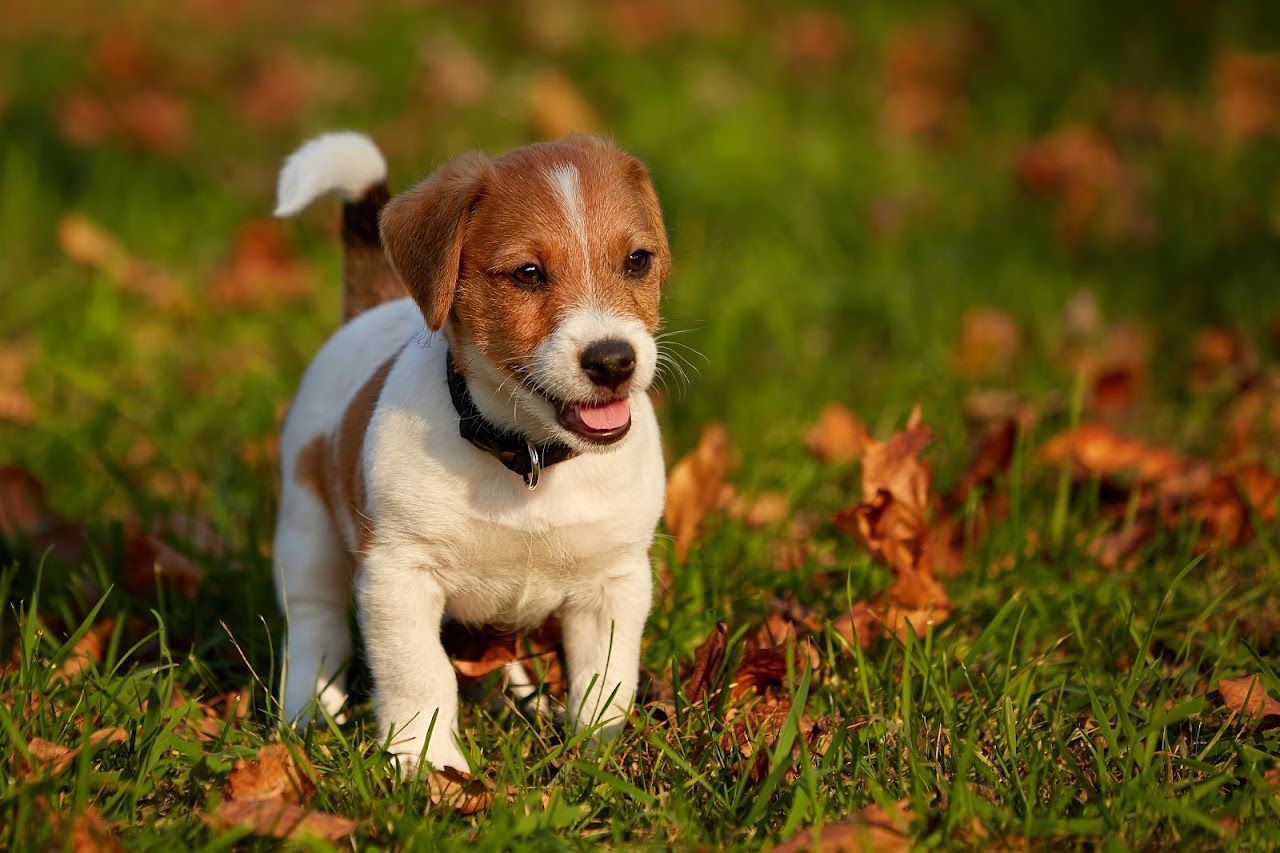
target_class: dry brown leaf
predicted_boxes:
[116,90,191,153]
[776,10,851,76]
[420,33,492,109]
[1038,424,1189,483]
[0,341,35,424]
[684,622,728,703]
[23,727,127,777]
[528,70,599,140]
[954,307,1022,379]
[226,744,317,804]
[442,619,564,698]
[57,619,115,682]
[1191,327,1257,393]
[427,766,494,815]
[122,522,205,599]
[664,423,735,560]
[883,13,987,144]
[208,220,312,309]
[0,465,86,564]
[771,800,913,852]
[833,603,878,651]
[62,805,123,853]
[212,798,357,842]
[1217,676,1280,719]
[832,411,953,642]
[1015,126,1154,246]
[805,404,869,464]
[55,91,114,147]
[738,491,790,528]
[57,214,182,309]
[1215,50,1280,141]
[238,53,311,131]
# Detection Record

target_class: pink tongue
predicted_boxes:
[578,398,631,431]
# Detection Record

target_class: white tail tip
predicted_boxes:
[274,131,388,218]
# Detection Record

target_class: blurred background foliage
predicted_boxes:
[1,0,1279,534]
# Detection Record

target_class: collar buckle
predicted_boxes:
[523,441,541,490]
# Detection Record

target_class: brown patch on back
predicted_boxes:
[331,349,401,552]
[292,349,402,555]
[294,434,331,513]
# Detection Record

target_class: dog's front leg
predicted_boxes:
[560,552,653,743]
[355,550,469,775]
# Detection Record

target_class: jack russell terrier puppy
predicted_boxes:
[271,131,668,774]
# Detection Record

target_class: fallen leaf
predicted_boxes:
[420,32,492,109]
[57,619,115,682]
[226,744,316,803]
[528,70,599,140]
[57,214,182,309]
[833,603,878,651]
[771,799,913,852]
[664,423,735,560]
[1038,424,1189,483]
[0,466,86,564]
[1015,126,1154,246]
[733,490,790,528]
[122,522,205,599]
[116,89,191,153]
[1191,327,1257,393]
[62,805,123,853]
[0,341,35,424]
[805,404,869,464]
[776,9,851,76]
[954,307,1021,379]
[23,727,127,777]
[684,622,728,703]
[426,766,493,815]
[883,12,988,144]
[55,91,114,147]
[212,798,357,842]
[208,220,312,309]
[1217,676,1280,719]
[1215,50,1280,142]
[833,410,953,641]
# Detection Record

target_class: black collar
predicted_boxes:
[445,351,578,489]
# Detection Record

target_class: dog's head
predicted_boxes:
[380,135,669,451]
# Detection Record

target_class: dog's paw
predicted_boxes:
[388,741,472,779]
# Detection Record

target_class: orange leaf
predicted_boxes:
[1218,676,1280,719]
[528,71,599,140]
[805,403,869,464]
[772,799,913,852]
[427,766,494,815]
[122,523,205,599]
[664,423,735,560]
[953,307,1022,379]
[226,744,317,804]
[208,220,312,310]
[684,622,728,703]
[212,798,356,842]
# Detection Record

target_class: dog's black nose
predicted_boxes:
[580,339,636,390]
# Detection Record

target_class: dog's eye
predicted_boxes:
[510,263,546,289]
[624,249,652,278]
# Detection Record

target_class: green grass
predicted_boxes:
[3,0,1280,848]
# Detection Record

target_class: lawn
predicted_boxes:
[3,0,1280,848]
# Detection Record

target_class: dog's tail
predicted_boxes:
[274,131,404,321]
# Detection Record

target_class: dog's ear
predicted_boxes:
[380,153,489,331]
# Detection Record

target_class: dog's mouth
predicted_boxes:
[554,396,632,444]
[508,365,633,445]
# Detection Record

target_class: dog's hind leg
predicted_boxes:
[274,477,353,725]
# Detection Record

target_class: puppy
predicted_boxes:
[271,131,669,774]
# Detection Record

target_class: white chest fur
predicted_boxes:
[364,334,665,628]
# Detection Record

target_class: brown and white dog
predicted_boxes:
[270,131,669,774]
